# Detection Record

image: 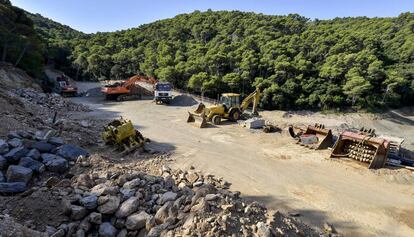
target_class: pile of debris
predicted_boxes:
[13,88,90,113]
[0,130,89,193]
[0,153,321,237]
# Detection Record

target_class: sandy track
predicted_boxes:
[71,85,414,237]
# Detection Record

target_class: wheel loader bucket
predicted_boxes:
[330,131,390,169]
[187,110,208,128]
[288,124,334,150]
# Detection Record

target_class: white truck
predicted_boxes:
[154,82,173,104]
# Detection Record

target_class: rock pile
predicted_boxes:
[0,130,89,193]
[39,162,320,237]
[14,88,90,112]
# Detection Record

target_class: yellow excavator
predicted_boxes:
[187,88,261,128]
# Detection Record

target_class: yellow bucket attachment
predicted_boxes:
[187,111,207,128]
[330,131,390,169]
[186,103,208,128]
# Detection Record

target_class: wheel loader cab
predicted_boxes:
[220,93,240,111]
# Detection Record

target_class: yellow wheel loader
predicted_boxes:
[101,118,148,154]
[187,88,260,128]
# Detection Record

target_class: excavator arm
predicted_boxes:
[123,75,157,89]
[240,88,261,114]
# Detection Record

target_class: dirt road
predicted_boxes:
[71,84,414,237]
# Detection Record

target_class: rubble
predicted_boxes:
[0,80,324,236]
[0,130,89,193]
[0,153,320,236]
[14,88,89,113]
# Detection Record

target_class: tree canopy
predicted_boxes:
[0,0,44,76]
[2,0,414,110]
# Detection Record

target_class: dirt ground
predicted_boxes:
[71,83,414,237]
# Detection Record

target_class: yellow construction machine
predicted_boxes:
[187,88,261,128]
[101,118,148,154]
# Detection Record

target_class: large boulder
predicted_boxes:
[7,138,23,148]
[80,195,98,210]
[6,165,33,183]
[26,149,41,160]
[31,141,55,153]
[48,137,64,146]
[97,196,120,214]
[91,183,119,196]
[0,182,27,193]
[7,131,22,139]
[155,201,172,224]
[159,191,177,204]
[76,174,94,188]
[89,212,102,224]
[3,146,29,163]
[0,155,7,169]
[125,211,151,230]
[116,197,140,218]
[0,139,9,154]
[19,157,45,174]
[70,205,87,220]
[55,144,89,161]
[41,154,69,173]
[99,222,118,237]
[122,178,141,189]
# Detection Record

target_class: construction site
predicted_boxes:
[0,63,413,237]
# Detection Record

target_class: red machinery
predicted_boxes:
[330,131,390,169]
[102,75,157,101]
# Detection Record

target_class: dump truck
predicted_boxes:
[288,124,334,150]
[101,118,149,154]
[330,129,390,169]
[154,82,173,104]
[187,88,261,128]
[102,75,156,101]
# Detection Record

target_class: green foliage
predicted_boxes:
[0,1,45,76]
[22,8,414,110]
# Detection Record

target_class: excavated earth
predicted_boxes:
[0,67,324,237]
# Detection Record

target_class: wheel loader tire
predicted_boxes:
[212,115,221,125]
[229,109,241,121]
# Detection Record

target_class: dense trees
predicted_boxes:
[0,0,44,76]
[2,0,413,110]
[58,11,413,110]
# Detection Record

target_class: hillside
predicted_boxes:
[26,12,87,76]
[0,0,44,76]
[2,0,413,110]
[34,10,413,110]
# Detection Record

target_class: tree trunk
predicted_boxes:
[75,65,80,81]
[14,44,28,67]
[1,43,8,62]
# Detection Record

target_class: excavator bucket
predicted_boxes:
[186,103,207,128]
[330,131,390,169]
[288,124,334,150]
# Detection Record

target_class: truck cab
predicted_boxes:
[154,82,173,104]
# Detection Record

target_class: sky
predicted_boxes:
[10,0,414,33]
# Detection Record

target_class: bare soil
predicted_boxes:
[70,82,414,237]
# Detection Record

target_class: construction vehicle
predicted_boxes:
[187,88,261,128]
[53,74,78,97]
[102,75,156,101]
[101,118,149,154]
[154,82,173,104]
[288,124,334,150]
[330,128,390,169]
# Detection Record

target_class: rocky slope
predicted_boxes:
[0,66,326,236]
